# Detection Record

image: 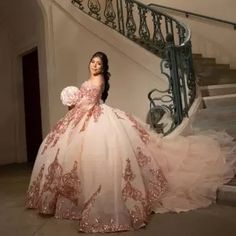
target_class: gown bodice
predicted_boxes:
[75,80,103,107]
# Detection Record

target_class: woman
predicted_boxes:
[26,51,235,233]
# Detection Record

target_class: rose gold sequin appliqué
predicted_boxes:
[41,107,85,154]
[80,105,103,132]
[26,164,45,208]
[26,149,81,216]
[122,159,148,229]
[126,113,150,144]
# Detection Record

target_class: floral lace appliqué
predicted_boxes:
[26,164,45,208]
[41,81,103,154]
[136,147,151,167]
[78,81,102,105]
[26,149,81,216]
[112,109,125,120]
[136,146,167,204]
[126,113,150,144]
[147,168,167,203]
[80,105,103,132]
[41,107,85,154]
[79,185,132,233]
[122,159,149,228]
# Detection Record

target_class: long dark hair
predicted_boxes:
[90,51,110,102]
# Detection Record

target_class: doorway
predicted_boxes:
[22,48,42,164]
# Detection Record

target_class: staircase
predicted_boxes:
[192,54,236,206]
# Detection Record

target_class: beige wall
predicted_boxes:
[145,0,236,67]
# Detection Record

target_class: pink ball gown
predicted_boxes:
[26,80,236,233]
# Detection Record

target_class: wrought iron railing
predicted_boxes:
[149,3,236,30]
[71,0,196,135]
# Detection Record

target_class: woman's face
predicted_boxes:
[89,56,103,75]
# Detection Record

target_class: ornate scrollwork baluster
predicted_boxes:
[88,0,101,19]
[71,0,84,10]
[178,41,196,109]
[147,57,177,134]
[166,34,184,125]
[152,12,165,51]
[125,0,136,38]
[185,42,196,106]
[104,0,116,28]
[176,24,186,45]
[164,16,170,34]
[169,19,174,37]
[116,0,125,34]
[138,6,150,42]
[175,48,189,115]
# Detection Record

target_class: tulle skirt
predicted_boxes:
[26,104,236,233]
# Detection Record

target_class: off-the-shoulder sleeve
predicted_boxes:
[78,81,103,106]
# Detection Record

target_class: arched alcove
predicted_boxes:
[0,0,49,165]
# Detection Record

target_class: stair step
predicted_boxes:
[228,178,236,186]
[199,78,236,86]
[193,96,236,139]
[217,184,236,207]
[193,56,215,62]
[201,103,236,112]
[196,67,236,77]
[193,58,216,66]
[195,109,236,121]
[195,64,230,72]
[198,72,236,85]
[193,121,236,139]
[193,117,236,129]
[200,84,236,96]
[197,65,236,72]
[203,94,236,107]
[192,53,202,59]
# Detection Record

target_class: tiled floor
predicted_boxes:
[1,163,236,236]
